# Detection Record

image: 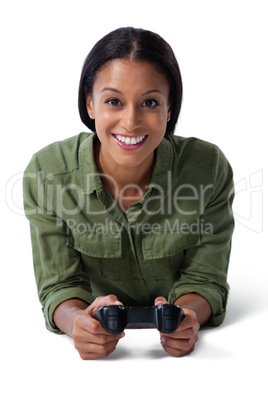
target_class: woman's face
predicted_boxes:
[86,59,171,171]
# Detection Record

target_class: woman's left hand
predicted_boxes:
[154,297,200,357]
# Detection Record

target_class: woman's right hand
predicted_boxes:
[71,295,125,360]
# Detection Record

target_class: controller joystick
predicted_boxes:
[94,304,184,334]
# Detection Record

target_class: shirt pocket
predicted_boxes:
[66,231,123,282]
[142,231,201,281]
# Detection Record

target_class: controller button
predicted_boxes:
[107,317,119,331]
[163,310,176,316]
[106,309,119,316]
[164,319,176,331]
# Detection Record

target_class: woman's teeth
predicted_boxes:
[115,134,146,145]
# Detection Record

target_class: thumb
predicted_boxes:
[154,296,168,306]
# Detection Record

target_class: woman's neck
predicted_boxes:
[94,141,155,210]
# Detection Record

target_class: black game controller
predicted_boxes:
[94,304,184,334]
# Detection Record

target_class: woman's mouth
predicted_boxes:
[112,134,148,150]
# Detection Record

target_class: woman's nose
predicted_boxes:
[120,105,142,132]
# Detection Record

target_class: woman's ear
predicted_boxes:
[86,93,95,119]
[167,105,172,122]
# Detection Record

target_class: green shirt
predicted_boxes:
[23,132,234,333]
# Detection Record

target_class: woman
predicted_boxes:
[23,27,234,359]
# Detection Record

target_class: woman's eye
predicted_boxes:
[143,99,158,108]
[106,98,121,106]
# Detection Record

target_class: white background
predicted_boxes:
[1,1,267,401]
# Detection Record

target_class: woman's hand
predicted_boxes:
[72,294,126,360]
[71,295,125,360]
[154,296,200,357]
[54,295,125,360]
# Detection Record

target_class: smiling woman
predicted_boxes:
[78,27,182,137]
[23,27,234,360]
[85,60,171,192]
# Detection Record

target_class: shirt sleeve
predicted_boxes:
[23,154,95,334]
[167,146,235,326]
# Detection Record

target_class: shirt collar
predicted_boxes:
[79,133,101,195]
[78,133,174,195]
[149,136,173,193]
